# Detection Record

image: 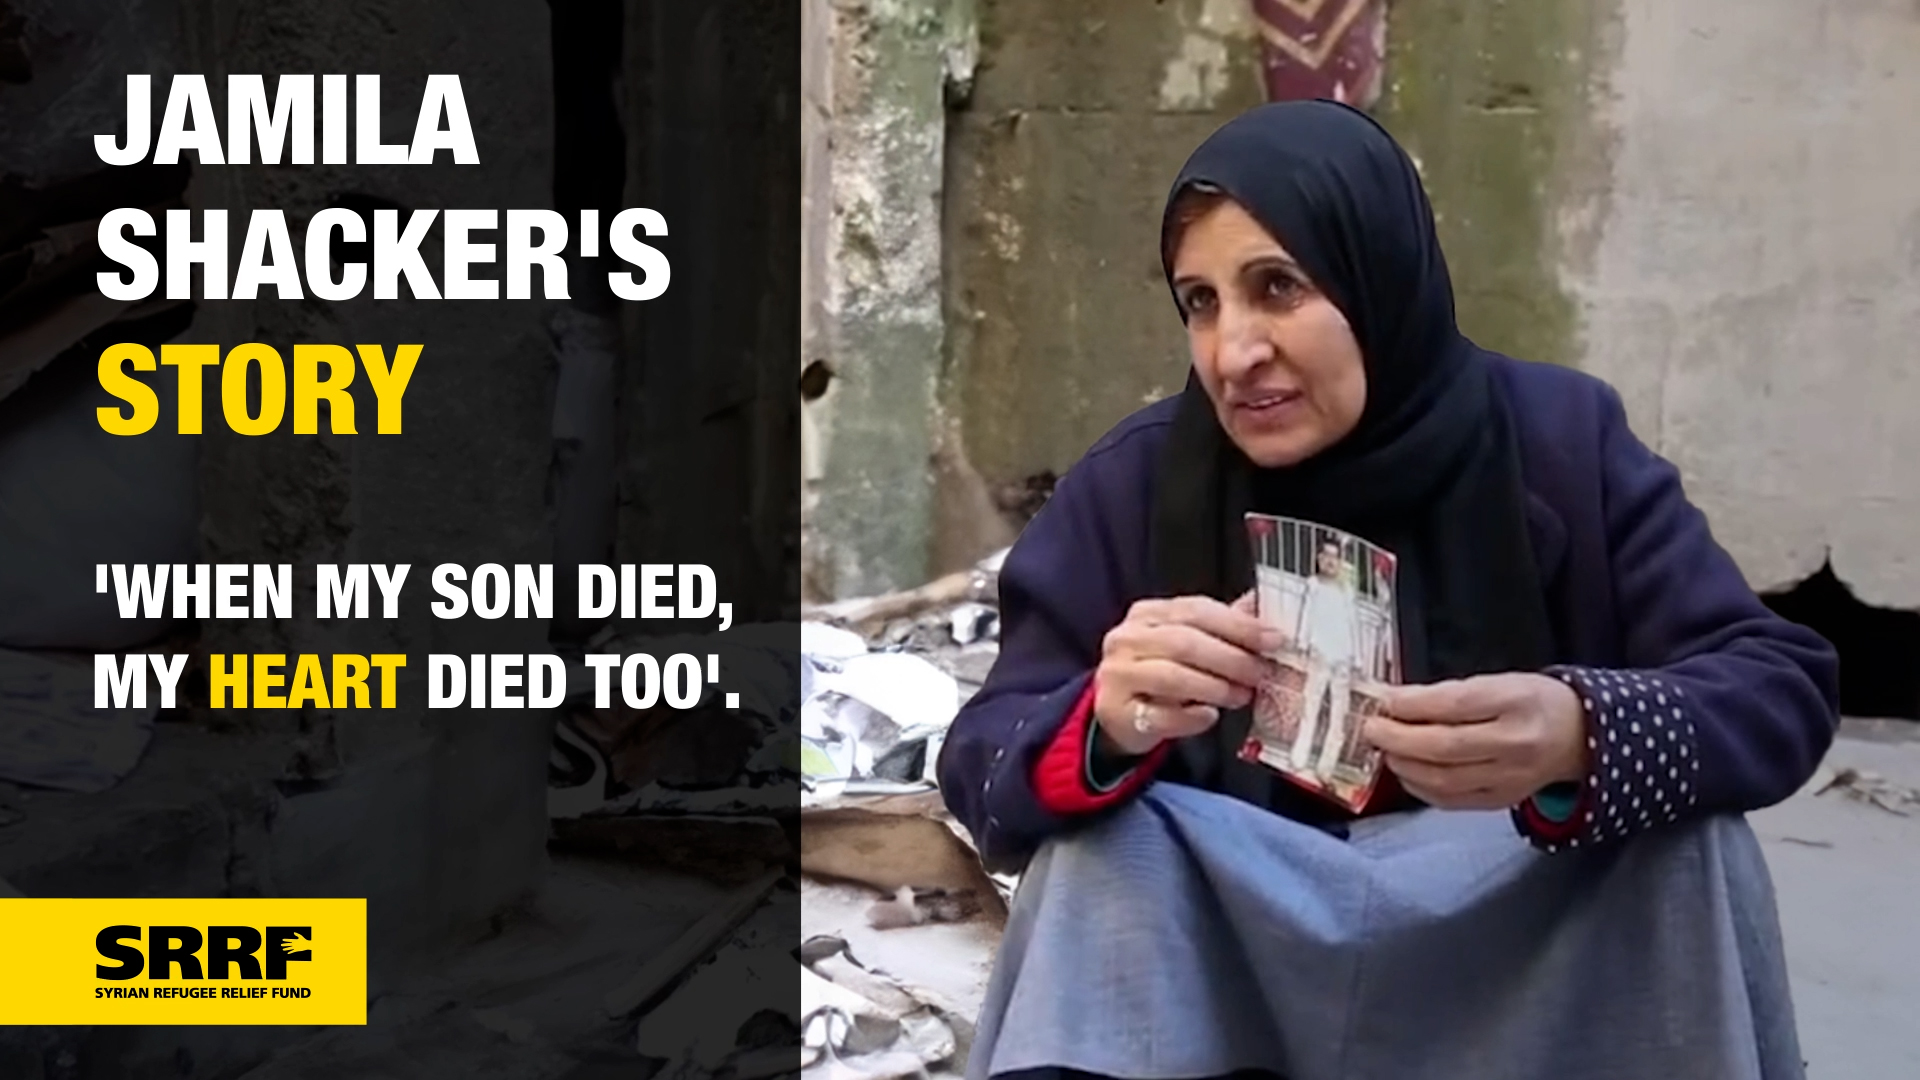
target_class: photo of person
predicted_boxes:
[1240,513,1399,810]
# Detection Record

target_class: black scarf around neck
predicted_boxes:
[1147,100,1556,818]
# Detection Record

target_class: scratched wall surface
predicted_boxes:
[1567,0,1920,606]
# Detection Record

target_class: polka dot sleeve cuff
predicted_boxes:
[1515,665,1704,851]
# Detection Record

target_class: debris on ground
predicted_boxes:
[545,624,801,888]
[548,626,799,815]
[801,792,1011,918]
[537,548,1017,1078]
[633,913,799,1077]
[790,548,1014,1079]
[801,649,956,804]
[567,868,805,1080]
[803,551,1002,641]
[801,876,997,1080]
[798,547,1008,804]
[800,936,968,1080]
[1811,764,1920,816]
[536,625,805,1074]
[790,793,1006,1080]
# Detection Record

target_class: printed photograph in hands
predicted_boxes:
[1240,513,1400,811]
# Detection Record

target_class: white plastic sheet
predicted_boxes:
[801,631,959,804]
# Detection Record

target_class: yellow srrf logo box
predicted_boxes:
[0,898,366,1025]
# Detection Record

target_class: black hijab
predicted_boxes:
[1149,99,1556,818]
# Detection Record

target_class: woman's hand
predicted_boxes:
[1365,673,1588,810]
[1093,594,1281,756]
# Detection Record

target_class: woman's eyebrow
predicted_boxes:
[1242,254,1306,276]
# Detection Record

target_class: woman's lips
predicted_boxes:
[1231,389,1304,428]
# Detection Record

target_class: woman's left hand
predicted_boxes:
[1365,673,1588,811]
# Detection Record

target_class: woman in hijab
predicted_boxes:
[938,100,1838,1080]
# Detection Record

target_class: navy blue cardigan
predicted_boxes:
[937,356,1841,874]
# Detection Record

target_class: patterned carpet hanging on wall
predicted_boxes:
[1251,0,1386,108]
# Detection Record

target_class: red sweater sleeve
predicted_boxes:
[1031,677,1170,814]
[1518,785,1592,843]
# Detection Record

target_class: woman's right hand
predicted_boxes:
[1092,593,1283,756]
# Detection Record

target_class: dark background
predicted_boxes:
[0,1,801,1076]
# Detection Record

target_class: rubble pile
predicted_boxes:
[790,547,1015,1079]
[812,548,1004,682]
[544,548,1014,1079]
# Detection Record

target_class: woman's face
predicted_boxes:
[1169,198,1366,468]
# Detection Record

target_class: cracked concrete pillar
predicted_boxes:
[802,0,977,602]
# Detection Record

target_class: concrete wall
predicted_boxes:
[1370,0,1601,371]
[943,0,1265,526]
[801,0,969,601]
[810,0,1920,612]
[1565,0,1920,608]
[798,0,1266,599]
[1366,0,1920,608]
